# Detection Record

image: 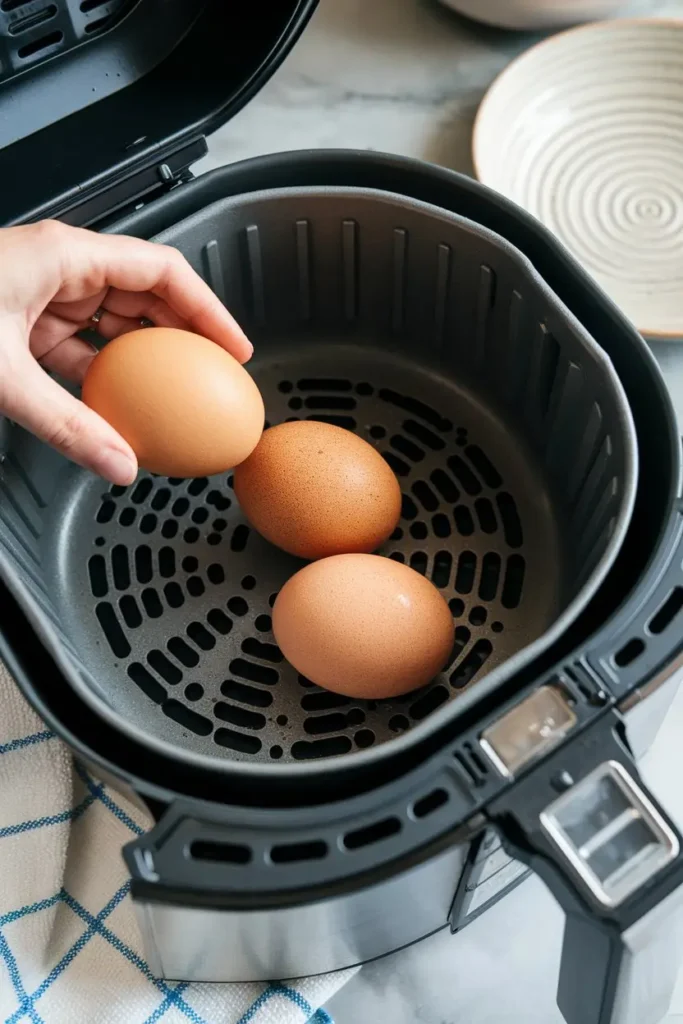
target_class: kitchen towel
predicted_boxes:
[0,662,357,1024]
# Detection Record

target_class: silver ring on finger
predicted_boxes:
[90,307,104,326]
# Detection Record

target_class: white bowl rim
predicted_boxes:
[471,16,683,340]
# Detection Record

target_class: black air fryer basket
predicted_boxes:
[3,6,683,1024]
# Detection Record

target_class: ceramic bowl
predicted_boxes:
[438,0,640,31]
[473,18,683,338]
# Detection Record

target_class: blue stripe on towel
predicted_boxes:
[0,731,55,756]
[63,891,208,1024]
[5,883,130,1024]
[0,787,101,839]
[235,983,333,1024]
[73,761,145,835]
[0,928,44,1024]
[0,892,62,927]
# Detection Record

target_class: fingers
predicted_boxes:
[39,335,98,384]
[2,351,137,485]
[47,225,253,363]
[93,295,187,340]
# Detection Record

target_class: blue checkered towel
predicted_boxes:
[0,662,357,1024]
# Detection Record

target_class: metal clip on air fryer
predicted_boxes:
[487,698,683,1024]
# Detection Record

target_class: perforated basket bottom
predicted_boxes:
[47,345,562,764]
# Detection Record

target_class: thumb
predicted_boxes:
[3,355,137,485]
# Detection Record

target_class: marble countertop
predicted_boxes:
[202,2,683,1022]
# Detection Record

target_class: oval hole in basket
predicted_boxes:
[134,546,152,584]
[119,595,142,629]
[291,736,353,760]
[412,480,439,512]
[95,603,130,658]
[432,513,451,538]
[151,488,171,511]
[475,498,497,534]
[304,713,349,735]
[391,434,425,463]
[190,840,251,864]
[614,637,646,668]
[231,525,249,552]
[162,699,213,735]
[297,378,352,391]
[378,389,452,432]
[127,663,166,704]
[187,576,205,597]
[158,547,176,579]
[304,395,356,411]
[167,637,199,668]
[131,479,153,504]
[501,555,525,609]
[451,639,493,689]
[496,493,523,548]
[383,451,410,477]
[241,638,283,663]
[230,658,278,685]
[301,692,351,712]
[111,545,130,591]
[430,469,460,503]
[479,553,501,602]
[221,680,272,708]
[409,685,449,721]
[465,446,502,488]
[455,552,476,594]
[187,622,215,651]
[88,555,107,598]
[404,420,445,451]
[214,702,266,731]
[141,589,163,618]
[96,499,115,524]
[164,582,184,609]
[140,513,157,535]
[147,650,182,686]
[207,609,233,635]
[447,456,482,496]
[214,728,262,754]
[432,551,452,589]
[187,477,209,496]
[412,788,449,819]
[343,816,401,851]
[453,506,474,536]
[270,840,328,864]
[649,588,683,635]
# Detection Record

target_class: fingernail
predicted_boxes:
[99,448,137,485]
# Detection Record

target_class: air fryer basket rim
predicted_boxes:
[0,184,638,780]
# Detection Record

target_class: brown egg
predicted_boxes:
[273,553,455,699]
[233,421,401,560]
[82,328,264,477]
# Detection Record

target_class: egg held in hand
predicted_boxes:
[82,328,264,478]
[233,420,402,560]
[272,553,455,699]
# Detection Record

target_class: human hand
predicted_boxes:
[0,220,252,485]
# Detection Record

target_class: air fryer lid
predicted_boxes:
[0,0,318,226]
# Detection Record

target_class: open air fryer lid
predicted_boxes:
[0,0,319,227]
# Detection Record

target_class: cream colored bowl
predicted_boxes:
[439,0,640,30]
[473,19,683,338]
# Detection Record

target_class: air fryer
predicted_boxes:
[1,6,683,1024]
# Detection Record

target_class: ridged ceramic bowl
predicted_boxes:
[473,19,683,338]
[439,0,640,31]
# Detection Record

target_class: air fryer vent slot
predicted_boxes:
[55,352,558,764]
[0,0,133,80]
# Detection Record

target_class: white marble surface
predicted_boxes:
[200,1,683,1022]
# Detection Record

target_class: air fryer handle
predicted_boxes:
[487,712,683,1024]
